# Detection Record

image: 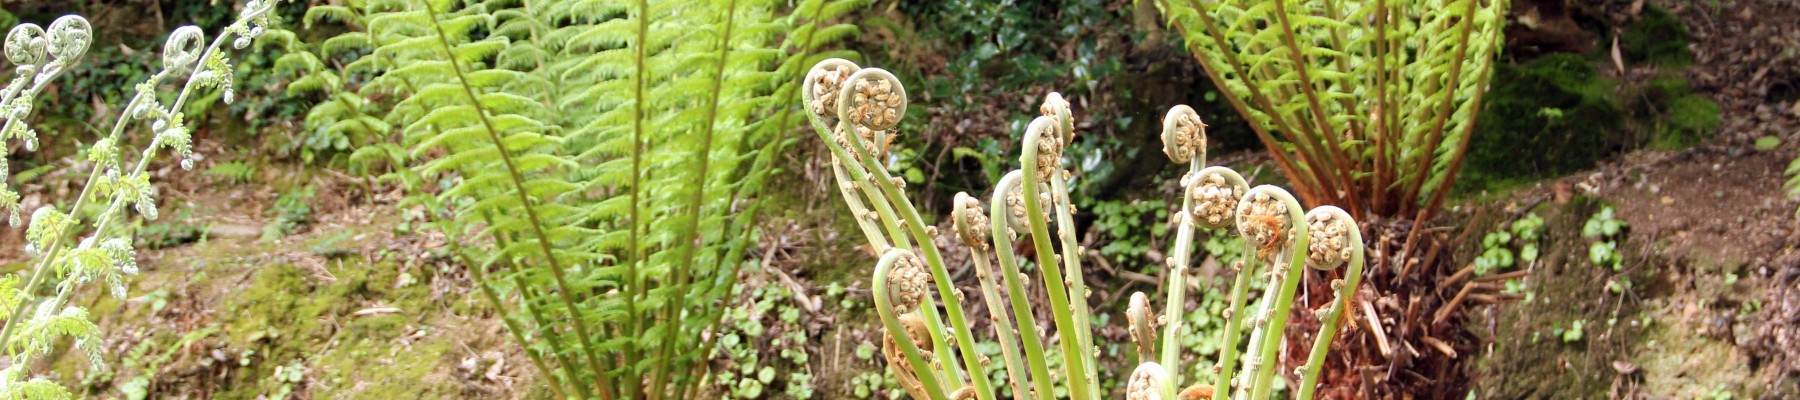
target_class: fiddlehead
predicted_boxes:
[1296,206,1365,400]
[1234,185,1310,400]
[1155,104,1214,382]
[1127,292,1158,361]
[1161,104,1205,165]
[874,248,952,400]
[953,192,1031,398]
[1187,167,1249,230]
[887,251,932,315]
[1126,362,1174,400]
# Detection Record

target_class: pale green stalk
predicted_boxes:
[1159,159,1203,380]
[2,2,276,353]
[1296,208,1365,400]
[955,193,1031,399]
[1018,116,1093,400]
[1245,187,1310,400]
[874,249,953,400]
[1211,253,1258,397]
[1044,104,1099,400]
[989,171,1057,400]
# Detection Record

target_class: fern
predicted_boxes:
[317,0,863,397]
[0,1,285,396]
[204,160,260,184]
[1154,0,1508,221]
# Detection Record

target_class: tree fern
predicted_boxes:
[315,0,863,397]
[1153,0,1508,221]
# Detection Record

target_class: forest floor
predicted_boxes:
[4,167,539,398]
[0,0,1796,399]
[1470,0,1800,397]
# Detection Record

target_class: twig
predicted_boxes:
[352,307,403,317]
[1420,336,1456,358]
[1472,270,1531,283]
[1361,299,1392,357]
[1438,264,1476,288]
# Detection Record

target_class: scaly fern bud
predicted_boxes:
[1161,105,1205,164]
[803,58,859,125]
[1040,92,1073,143]
[1126,362,1172,400]
[950,386,979,400]
[886,250,931,314]
[5,24,48,67]
[1025,115,1063,181]
[44,16,90,64]
[951,192,990,251]
[1187,167,1248,230]
[162,26,205,75]
[1237,187,1295,259]
[1126,292,1157,359]
[1305,207,1355,270]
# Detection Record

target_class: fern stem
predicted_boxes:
[1165,0,1321,204]
[841,129,994,396]
[517,277,591,399]
[1211,252,1259,399]
[471,207,583,399]
[1048,177,1099,399]
[471,259,569,399]
[1018,118,1092,400]
[1246,189,1309,400]
[1400,0,1481,214]
[1269,0,1361,213]
[1158,161,1202,383]
[1297,214,1364,400]
[809,121,961,386]
[649,0,740,396]
[874,249,954,400]
[989,171,1058,400]
[423,5,608,398]
[624,1,652,396]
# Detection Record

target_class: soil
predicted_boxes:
[1467,0,1800,397]
[4,165,538,398]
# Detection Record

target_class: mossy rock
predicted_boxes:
[1463,53,1627,191]
[1638,75,1721,150]
[1619,6,1692,68]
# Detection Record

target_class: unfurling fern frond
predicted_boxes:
[0,0,286,394]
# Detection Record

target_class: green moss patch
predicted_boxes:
[1464,53,1627,191]
[1620,6,1693,68]
[1639,76,1722,150]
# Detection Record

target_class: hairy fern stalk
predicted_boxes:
[1153,0,1508,222]
[0,1,284,398]
[808,59,1369,399]
[297,0,862,398]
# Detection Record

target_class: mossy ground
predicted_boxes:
[42,202,532,399]
[1467,198,1769,398]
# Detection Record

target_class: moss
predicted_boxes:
[1638,75,1722,151]
[209,252,462,398]
[1463,53,1627,192]
[1620,6,1692,68]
